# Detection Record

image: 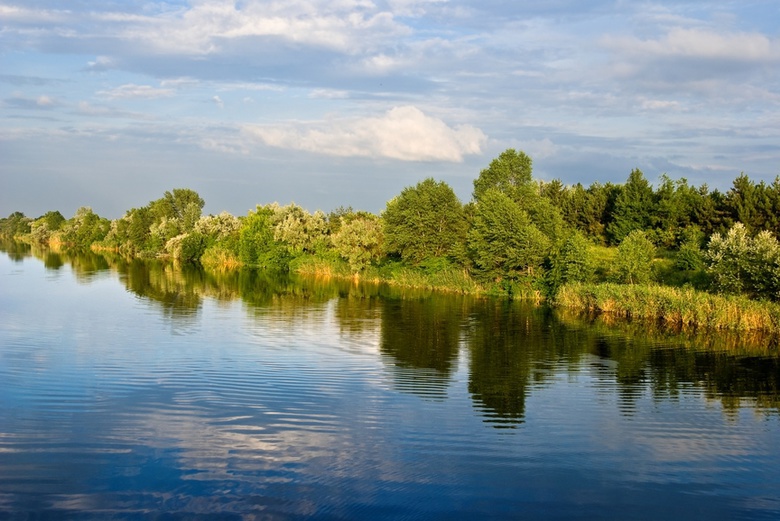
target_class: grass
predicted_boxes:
[554,282,780,332]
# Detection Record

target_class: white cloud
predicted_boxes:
[309,89,350,99]
[640,99,681,111]
[97,84,175,100]
[603,27,780,62]
[36,95,55,107]
[243,106,486,162]
[212,95,224,108]
[85,56,116,72]
[114,0,411,55]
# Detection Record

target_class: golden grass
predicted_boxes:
[555,282,780,332]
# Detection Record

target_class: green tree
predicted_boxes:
[239,205,290,270]
[0,212,32,238]
[706,223,780,300]
[545,232,595,296]
[151,188,205,232]
[383,178,467,265]
[724,174,765,232]
[607,169,655,244]
[61,207,110,249]
[473,149,535,203]
[614,230,655,284]
[468,189,550,282]
[272,203,328,254]
[29,211,65,244]
[331,213,384,273]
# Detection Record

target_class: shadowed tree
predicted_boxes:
[607,169,655,245]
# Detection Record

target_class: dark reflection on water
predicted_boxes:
[1,242,780,520]
[379,296,465,399]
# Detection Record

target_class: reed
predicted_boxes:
[554,282,780,332]
[200,245,243,270]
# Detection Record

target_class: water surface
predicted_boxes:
[1,245,779,520]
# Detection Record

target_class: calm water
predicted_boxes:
[1,244,779,520]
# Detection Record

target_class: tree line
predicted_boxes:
[3,149,780,303]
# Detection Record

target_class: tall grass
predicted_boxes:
[555,282,780,332]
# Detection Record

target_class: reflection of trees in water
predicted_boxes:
[116,259,206,321]
[379,296,468,400]
[0,240,31,261]
[562,311,780,415]
[465,301,590,427]
[8,241,780,418]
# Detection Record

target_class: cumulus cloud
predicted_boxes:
[243,106,486,162]
[97,84,175,100]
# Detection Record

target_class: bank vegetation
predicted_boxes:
[4,149,780,333]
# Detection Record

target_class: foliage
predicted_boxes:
[383,178,467,265]
[272,203,328,254]
[29,211,66,244]
[331,213,384,273]
[61,207,110,249]
[472,148,535,203]
[614,230,655,284]
[555,282,780,332]
[468,189,550,283]
[706,223,780,301]
[545,232,595,296]
[239,205,290,271]
[12,157,780,310]
[0,212,32,238]
[607,169,655,244]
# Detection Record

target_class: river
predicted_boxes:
[1,243,779,520]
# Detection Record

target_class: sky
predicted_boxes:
[1,0,779,219]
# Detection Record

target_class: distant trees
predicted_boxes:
[8,150,780,305]
[607,169,654,245]
[29,211,65,244]
[0,212,32,238]
[61,207,110,249]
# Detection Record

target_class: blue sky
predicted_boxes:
[1,0,779,218]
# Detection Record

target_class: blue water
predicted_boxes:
[1,248,779,519]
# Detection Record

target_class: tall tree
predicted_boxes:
[383,178,467,265]
[472,149,535,203]
[468,189,550,282]
[607,169,655,245]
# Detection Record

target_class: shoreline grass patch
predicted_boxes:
[555,282,780,332]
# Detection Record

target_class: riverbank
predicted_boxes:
[554,282,780,332]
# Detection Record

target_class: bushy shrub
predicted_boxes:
[706,223,780,300]
[614,230,655,284]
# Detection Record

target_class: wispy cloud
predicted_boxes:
[4,95,59,110]
[97,84,175,100]
[244,106,486,162]
[604,28,779,62]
